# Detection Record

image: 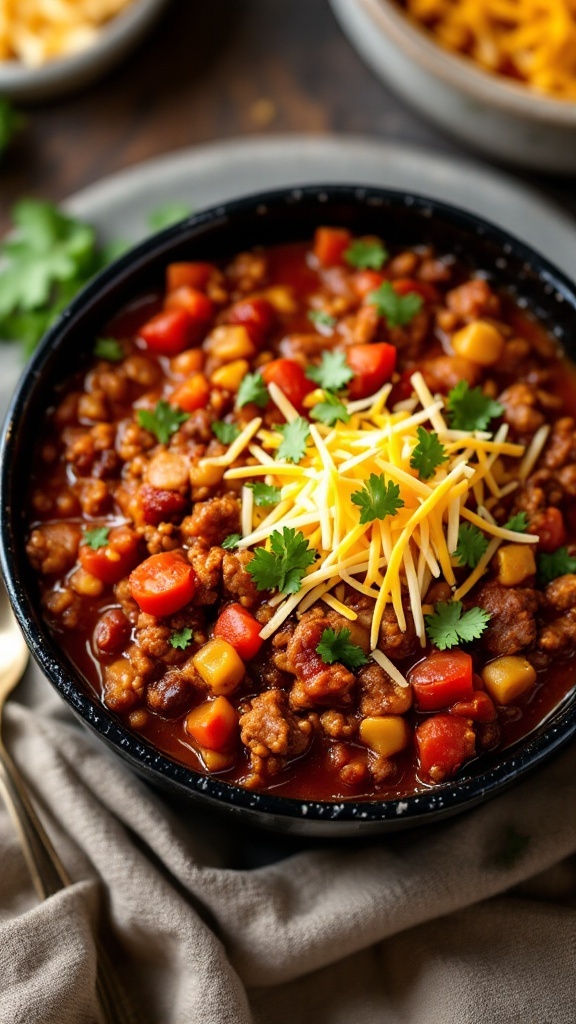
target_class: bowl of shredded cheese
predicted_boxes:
[0,0,170,101]
[331,0,576,172]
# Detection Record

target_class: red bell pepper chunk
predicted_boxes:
[416,713,476,781]
[352,270,386,299]
[186,696,238,752]
[450,691,497,722]
[166,262,215,292]
[213,603,264,661]
[346,342,397,400]
[169,373,211,412]
[79,526,140,585]
[129,551,195,616]
[409,651,474,712]
[139,309,196,356]
[226,298,276,347]
[534,506,566,553]
[165,286,214,324]
[392,278,439,303]
[261,358,314,414]
[313,226,352,268]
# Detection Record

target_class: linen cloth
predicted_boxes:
[1,661,575,1024]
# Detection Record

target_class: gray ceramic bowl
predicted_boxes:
[2,185,576,835]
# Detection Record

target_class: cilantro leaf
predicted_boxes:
[94,337,124,362]
[344,238,388,270]
[537,547,576,585]
[424,600,491,651]
[83,526,109,550]
[310,390,351,427]
[137,400,189,444]
[236,372,269,409]
[316,627,369,670]
[170,627,194,650]
[410,427,448,480]
[351,473,404,524]
[308,310,337,333]
[305,350,353,391]
[453,523,489,569]
[367,281,422,328]
[504,512,530,533]
[277,417,310,463]
[247,483,282,506]
[212,420,241,445]
[446,381,504,432]
[0,99,25,155]
[148,203,192,231]
[222,534,242,550]
[247,527,316,594]
[491,827,531,869]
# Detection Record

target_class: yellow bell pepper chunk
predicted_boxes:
[452,320,505,366]
[359,715,410,757]
[193,638,245,695]
[495,544,536,586]
[211,359,250,392]
[205,325,255,361]
[482,656,536,705]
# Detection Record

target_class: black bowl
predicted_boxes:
[2,185,576,836]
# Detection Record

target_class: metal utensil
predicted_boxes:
[0,578,134,1024]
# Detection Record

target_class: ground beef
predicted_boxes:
[239,689,312,758]
[538,574,576,653]
[446,278,500,321]
[180,494,240,546]
[474,580,539,656]
[187,542,224,605]
[285,612,356,709]
[222,549,260,608]
[542,417,576,470]
[514,469,564,516]
[358,662,413,716]
[378,605,421,660]
[103,658,143,712]
[499,382,545,438]
[26,522,82,575]
[319,710,357,739]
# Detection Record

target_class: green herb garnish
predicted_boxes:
[212,420,241,445]
[537,547,576,585]
[236,372,269,409]
[170,627,194,650]
[446,381,504,432]
[94,337,124,362]
[83,526,110,550]
[351,473,404,525]
[424,600,491,651]
[344,238,389,270]
[247,527,316,594]
[137,400,189,444]
[504,512,530,533]
[277,417,310,463]
[222,534,242,550]
[366,280,422,328]
[410,427,448,480]
[316,627,369,670]
[310,390,350,427]
[247,483,282,506]
[307,310,337,332]
[305,350,353,391]
[453,523,489,569]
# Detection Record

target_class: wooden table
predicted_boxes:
[1,0,575,234]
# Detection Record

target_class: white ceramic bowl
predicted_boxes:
[0,0,170,103]
[331,0,576,173]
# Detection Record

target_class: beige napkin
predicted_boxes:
[1,661,575,1024]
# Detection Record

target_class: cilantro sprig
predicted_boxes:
[305,350,353,392]
[222,534,242,550]
[344,238,388,271]
[83,526,110,550]
[308,310,337,333]
[236,372,269,409]
[410,427,448,480]
[367,281,422,328]
[446,381,504,432]
[351,473,404,525]
[170,628,194,650]
[504,512,529,533]
[537,547,576,585]
[316,627,369,670]
[247,527,316,595]
[453,523,489,569]
[277,417,310,463]
[212,420,241,445]
[94,337,124,362]
[137,400,189,444]
[247,482,281,506]
[310,391,350,427]
[424,600,491,651]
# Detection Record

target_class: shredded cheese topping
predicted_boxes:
[401,0,576,101]
[206,373,539,667]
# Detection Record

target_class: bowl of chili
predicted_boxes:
[2,184,576,835]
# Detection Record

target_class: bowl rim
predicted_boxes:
[354,0,576,125]
[3,182,576,828]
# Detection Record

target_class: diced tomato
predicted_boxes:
[165,286,214,324]
[534,506,566,553]
[169,373,211,412]
[416,713,476,781]
[392,278,439,303]
[313,227,352,268]
[166,262,215,292]
[450,691,497,722]
[129,551,195,616]
[346,342,397,400]
[261,358,314,414]
[139,485,189,527]
[226,298,276,347]
[79,526,140,585]
[352,270,386,299]
[213,603,264,661]
[139,309,197,356]
[186,696,238,751]
[409,651,474,712]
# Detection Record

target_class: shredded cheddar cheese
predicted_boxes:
[204,373,539,663]
[402,0,576,101]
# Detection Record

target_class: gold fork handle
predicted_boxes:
[0,742,135,1024]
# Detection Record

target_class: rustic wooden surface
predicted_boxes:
[1,0,575,234]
